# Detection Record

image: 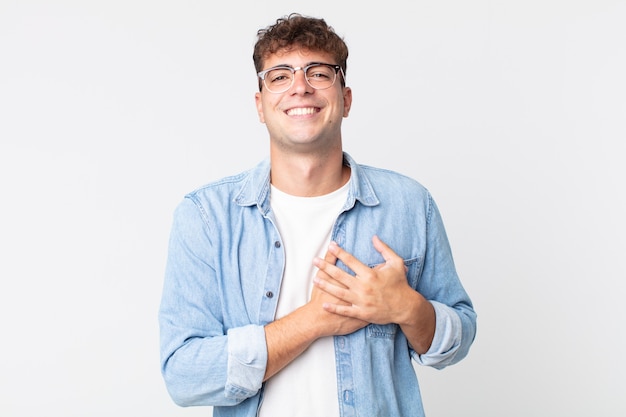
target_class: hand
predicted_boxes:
[307,248,368,337]
[313,235,414,326]
[263,248,368,381]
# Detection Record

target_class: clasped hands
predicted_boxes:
[310,235,413,334]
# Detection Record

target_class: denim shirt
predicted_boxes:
[159,153,477,417]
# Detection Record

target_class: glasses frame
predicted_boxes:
[257,62,345,94]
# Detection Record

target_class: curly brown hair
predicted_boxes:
[253,13,348,90]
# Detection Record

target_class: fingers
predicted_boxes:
[372,235,408,269]
[326,236,403,275]
[323,247,337,263]
[316,249,347,289]
[326,241,371,278]
[313,261,353,299]
[313,237,410,325]
[371,235,393,262]
[321,301,357,317]
[313,236,405,292]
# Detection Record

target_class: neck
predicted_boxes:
[269,148,349,197]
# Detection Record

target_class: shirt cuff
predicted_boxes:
[413,301,462,368]
[225,325,267,401]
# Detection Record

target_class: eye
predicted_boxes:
[307,66,333,80]
[267,68,293,84]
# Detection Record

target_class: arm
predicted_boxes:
[263,250,367,381]
[160,199,367,404]
[412,195,476,367]
[313,236,436,354]
[314,195,477,368]
[159,199,267,406]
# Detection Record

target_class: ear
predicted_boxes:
[342,87,352,117]
[255,92,265,123]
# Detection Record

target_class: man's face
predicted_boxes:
[255,48,352,154]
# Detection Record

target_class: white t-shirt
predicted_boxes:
[259,182,349,417]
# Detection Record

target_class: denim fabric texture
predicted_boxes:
[159,152,477,417]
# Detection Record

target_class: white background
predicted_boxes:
[1,1,625,416]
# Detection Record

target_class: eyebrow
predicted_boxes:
[268,62,330,69]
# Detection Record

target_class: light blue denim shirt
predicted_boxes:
[159,152,476,417]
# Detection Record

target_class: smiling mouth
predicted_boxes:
[286,107,319,116]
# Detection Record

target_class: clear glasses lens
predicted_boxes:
[262,64,338,93]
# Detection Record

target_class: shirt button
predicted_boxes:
[343,390,354,404]
[274,241,281,248]
[266,291,274,298]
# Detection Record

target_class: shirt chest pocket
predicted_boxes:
[365,256,421,339]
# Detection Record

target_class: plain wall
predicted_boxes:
[1,1,624,416]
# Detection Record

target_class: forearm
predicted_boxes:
[263,288,367,381]
[161,335,229,406]
[397,289,436,354]
[160,324,267,406]
[263,305,321,381]
[412,301,475,369]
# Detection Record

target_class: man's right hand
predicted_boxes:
[263,250,367,381]
[307,249,368,337]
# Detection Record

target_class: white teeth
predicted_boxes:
[287,107,317,116]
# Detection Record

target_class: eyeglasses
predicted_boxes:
[257,63,344,94]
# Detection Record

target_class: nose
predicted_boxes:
[291,67,313,94]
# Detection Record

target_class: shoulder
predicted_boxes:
[185,169,250,202]
[358,163,430,198]
[174,166,259,224]
[184,157,270,206]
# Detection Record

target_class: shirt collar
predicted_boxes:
[234,152,380,213]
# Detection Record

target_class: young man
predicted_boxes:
[159,14,476,417]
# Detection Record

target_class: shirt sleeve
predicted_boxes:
[159,197,267,406]
[225,325,268,400]
[411,192,477,369]
[413,301,463,368]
